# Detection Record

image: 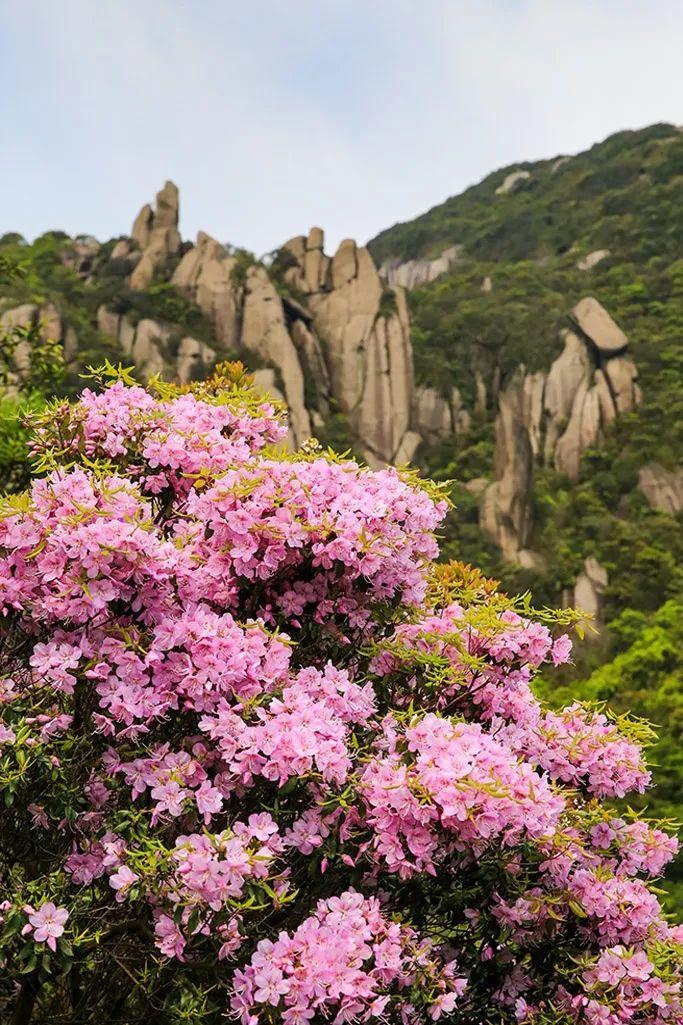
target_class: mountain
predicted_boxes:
[369,122,683,266]
[2,123,682,617]
[363,122,683,628]
[1,126,682,880]
[2,123,681,597]
[2,119,676,902]
[0,183,417,472]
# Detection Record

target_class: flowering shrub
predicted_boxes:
[0,363,681,1024]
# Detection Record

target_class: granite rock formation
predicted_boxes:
[379,245,463,289]
[480,370,534,560]
[495,170,531,195]
[130,181,181,291]
[638,463,683,515]
[0,301,77,377]
[479,298,642,561]
[574,556,609,622]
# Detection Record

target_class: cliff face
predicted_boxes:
[38,182,640,497]
[74,190,418,462]
[0,179,648,526]
[479,298,641,562]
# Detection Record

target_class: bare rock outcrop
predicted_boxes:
[479,296,643,560]
[0,303,40,375]
[281,229,330,295]
[0,301,77,373]
[176,337,216,384]
[544,330,590,452]
[545,308,640,481]
[305,240,414,464]
[551,156,572,174]
[130,182,181,291]
[97,306,168,379]
[638,463,683,515]
[168,219,420,459]
[495,170,531,195]
[289,319,331,417]
[413,385,471,445]
[172,232,241,349]
[570,296,628,356]
[110,238,136,262]
[131,204,154,249]
[604,356,641,413]
[241,266,312,446]
[59,236,100,277]
[98,304,216,386]
[480,371,533,560]
[126,319,169,379]
[576,249,610,271]
[251,368,286,406]
[379,245,463,290]
[394,430,423,465]
[522,371,545,458]
[574,556,608,621]
[413,387,452,443]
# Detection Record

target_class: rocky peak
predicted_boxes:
[172,232,241,350]
[301,237,414,465]
[131,204,154,250]
[130,181,181,291]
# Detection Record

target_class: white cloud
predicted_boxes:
[0,0,681,254]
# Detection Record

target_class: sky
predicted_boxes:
[1,0,682,256]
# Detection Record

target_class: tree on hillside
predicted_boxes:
[0,363,681,1024]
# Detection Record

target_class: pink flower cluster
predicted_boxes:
[371,603,572,725]
[231,891,466,1025]
[0,379,680,1023]
[517,705,651,799]
[577,944,683,1024]
[31,381,287,494]
[373,606,649,801]
[200,663,376,790]
[360,713,563,876]
[181,456,445,621]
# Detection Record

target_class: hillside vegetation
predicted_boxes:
[368,122,683,635]
[370,123,683,900]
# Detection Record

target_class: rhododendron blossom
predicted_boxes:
[0,366,680,1024]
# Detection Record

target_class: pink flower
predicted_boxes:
[551,634,573,665]
[195,781,224,824]
[109,865,139,902]
[28,902,69,951]
[429,992,460,1019]
[154,913,186,960]
[0,723,15,745]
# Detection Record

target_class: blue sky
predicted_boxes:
[1,1,682,254]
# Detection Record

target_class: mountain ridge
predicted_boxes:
[369,121,681,265]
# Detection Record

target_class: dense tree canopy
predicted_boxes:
[0,366,681,1024]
